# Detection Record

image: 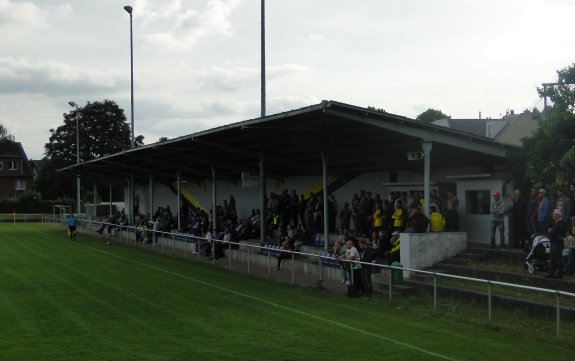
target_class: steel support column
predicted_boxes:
[93,184,97,217]
[109,182,113,216]
[130,172,135,224]
[177,171,181,231]
[212,166,217,234]
[422,141,433,218]
[260,153,266,243]
[149,174,153,216]
[322,152,329,250]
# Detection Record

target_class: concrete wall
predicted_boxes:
[136,181,180,217]
[400,232,467,278]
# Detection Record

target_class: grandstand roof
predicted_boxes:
[60,100,517,183]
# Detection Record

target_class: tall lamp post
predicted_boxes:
[68,101,81,214]
[124,5,135,148]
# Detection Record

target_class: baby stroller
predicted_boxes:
[524,234,550,274]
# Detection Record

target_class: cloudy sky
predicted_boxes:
[1,0,574,159]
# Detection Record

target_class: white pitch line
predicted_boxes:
[83,243,461,361]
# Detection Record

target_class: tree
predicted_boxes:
[416,108,451,123]
[45,100,144,163]
[37,100,144,200]
[519,110,575,189]
[0,123,14,141]
[538,63,575,113]
[34,157,76,200]
[367,106,386,113]
[516,63,575,191]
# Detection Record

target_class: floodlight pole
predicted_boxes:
[69,101,81,214]
[124,5,135,148]
[260,0,266,118]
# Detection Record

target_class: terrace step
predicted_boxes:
[465,242,492,252]
[441,257,472,266]
[457,252,487,261]
[485,248,525,263]
[403,279,575,321]
[425,262,575,293]
[374,283,417,298]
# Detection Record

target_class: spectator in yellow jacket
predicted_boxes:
[392,200,404,232]
[429,206,445,232]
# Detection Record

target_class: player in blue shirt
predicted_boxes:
[67,213,78,240]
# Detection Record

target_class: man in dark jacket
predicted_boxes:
[526,187,539,236]
[546,209,566,279]
[510,189,527,249]
[358,240,374,298]
[406,207,429,233]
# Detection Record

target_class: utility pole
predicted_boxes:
[261,0,266,118]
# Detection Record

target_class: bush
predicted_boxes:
[0,192,72,213]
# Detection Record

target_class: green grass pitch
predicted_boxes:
[0,224,572,360]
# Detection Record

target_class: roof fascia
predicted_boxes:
[325,108,510,158]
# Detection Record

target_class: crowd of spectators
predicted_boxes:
[345,189,459,254]
[508,186,575,278]
[96,188,463,274]
[98,189,459,253]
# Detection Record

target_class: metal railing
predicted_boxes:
[0,213,48,223]
[72,219,575,337]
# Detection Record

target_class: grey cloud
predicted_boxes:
[138,0,242,51]
[0,57,127,97]
[0,0,49,29]
[194,63,307,93]
[0,1,71,30]
[195,66,258,92]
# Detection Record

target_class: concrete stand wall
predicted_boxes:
[400,232,467,278]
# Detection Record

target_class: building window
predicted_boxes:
[8,161,18,170]
[466,190,490,215]
[15,179,26,191]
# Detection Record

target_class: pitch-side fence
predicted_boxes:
[0,213,46,223]
[48,216,575,337]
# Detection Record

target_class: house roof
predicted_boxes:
[495,112,538,146]
[444,119,488,137]
[0,140,34,177]
[60,100,517,184]
[0,140,26,157]
[433,113,538,146]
